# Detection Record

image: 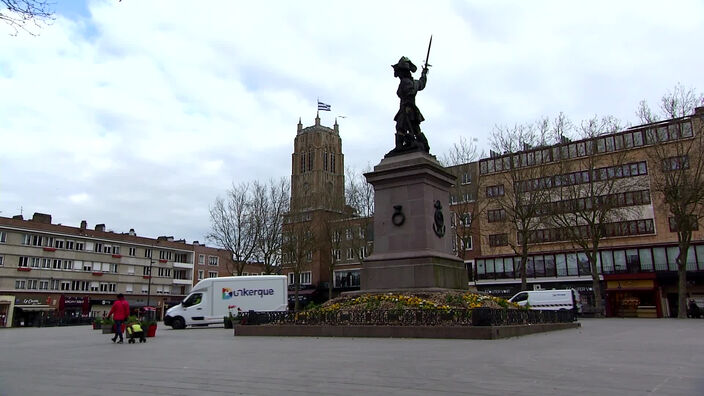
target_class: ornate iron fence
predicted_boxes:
[239,308,575,327]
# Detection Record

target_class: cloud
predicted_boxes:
[1,0,703,243]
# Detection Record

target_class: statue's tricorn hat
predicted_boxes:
[391,56,417,73]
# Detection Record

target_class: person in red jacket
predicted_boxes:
[107,294,130,343]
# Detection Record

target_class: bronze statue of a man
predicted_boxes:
[392,56,430,153]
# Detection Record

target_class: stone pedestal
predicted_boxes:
[361,151,468,290]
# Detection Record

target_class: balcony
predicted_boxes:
[172,278,192,285]
[173,261,194,269]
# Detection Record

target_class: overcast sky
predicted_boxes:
[1,0,703,244]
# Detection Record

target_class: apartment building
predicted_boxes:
[1,213,206,327]
[470,107,704,317]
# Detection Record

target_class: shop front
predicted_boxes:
[13,295,56,327]
[0,295,15,327]
[604,273,661,318]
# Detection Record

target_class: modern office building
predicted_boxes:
[471,107,704,317]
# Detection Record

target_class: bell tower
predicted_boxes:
[290,114,345,213]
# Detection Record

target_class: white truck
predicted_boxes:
[164,275,287,329]
[508,289,582,313]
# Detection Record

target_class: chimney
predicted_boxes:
[193,241,200,246]
[157,236,174,242]
[95,224,106,232]
[31,212,52,224]
[80,220,87,230]
[13,215,24,220]
[128,228,136,236]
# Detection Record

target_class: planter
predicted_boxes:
[101,324,113,334]
[146,324,157,337]
[224,318,233,329]
[92,322,101,330]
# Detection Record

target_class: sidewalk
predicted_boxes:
[0,318,702,395]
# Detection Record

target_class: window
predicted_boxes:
[347,248,355,260]
[306,251,313,261]
[489,234,508,247]
[144,249,153,259]
[198,270,204,280]
[51,280,60,290]
[462,236,472,250]
[199,254,205,264]
[669,216,699,232]
[0,231,5,243]
[158,267,172,277]
[208,271,218,278]
[345,228,353,240]
[112,246,120,255]
[41,258,50,269]
[334,269,361,288]
[125,284,133,293]
[39,280,49,290]
[486,185,505,198]
[94,243,103,253]
[487,209,506,223]
[663,156,689,171]
[15,280,26,289]
[65,240,74,250]
[332,249,341,261]
[75,242,84,251]
[61,281,71,291]
[159,250,173,260]
[0,255,3,266]
[299,271,312,285]
[18,256,29,268]
[103,245,112,254]
[461,172,471,184]
[128,247,136,256]
[143,266,152,276]
[359,246,367,259]
[54,239,64,249]
[208,256,219,266]
[175,253,188,263]
[63,260,73,270]
[30,257,40,268]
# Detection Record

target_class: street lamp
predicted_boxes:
[146,259,154,320]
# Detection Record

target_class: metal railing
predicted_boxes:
[239,308,575,327]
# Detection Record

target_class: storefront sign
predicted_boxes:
[606,279,654,290]
[62,296,86,306]
[14,295,47,305]
[90,299,116,306]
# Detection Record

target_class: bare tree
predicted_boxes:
[323,219,343,300]
[1,0,53,35]
[638,84,704,318]
[442,137,483,272]
[281,200,317,312]
[486,119,560,291]
[345,166,374,274]
[252,178,289,275]
[548,116,639,317]
[207,182,260,276]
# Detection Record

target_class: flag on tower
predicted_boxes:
[317,101,331,111]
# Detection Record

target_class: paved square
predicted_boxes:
[0,318,702,395]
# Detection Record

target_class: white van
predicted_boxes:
[508,289,581,313]
[165,275,287,329]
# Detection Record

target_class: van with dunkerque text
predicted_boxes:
[164,275,287,329]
